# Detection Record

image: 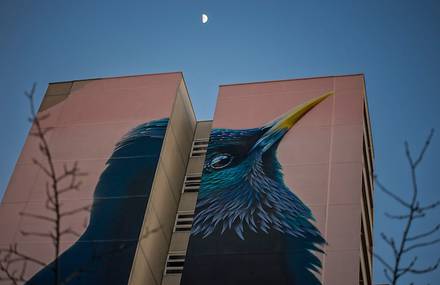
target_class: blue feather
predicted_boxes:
[191,124,326,284]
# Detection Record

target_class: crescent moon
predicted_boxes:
[202,14,208,24]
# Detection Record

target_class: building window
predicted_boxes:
[183,175,202,193]
[165,253,186,274]
[174,212,194,232]
[191,139,209,157]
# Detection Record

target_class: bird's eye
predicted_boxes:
[209,154,233,169]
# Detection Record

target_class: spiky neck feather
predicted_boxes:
[192,128,323,243]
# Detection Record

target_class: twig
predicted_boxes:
[0,84,88,284]
[374,129,439,285]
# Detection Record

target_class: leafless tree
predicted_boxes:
[0,84,89,285]
[375,129,440,285]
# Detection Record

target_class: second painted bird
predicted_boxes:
[182,93,332,285]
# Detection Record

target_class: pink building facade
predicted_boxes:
[0,73,373,285]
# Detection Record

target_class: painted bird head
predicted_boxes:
[192,92,333,241]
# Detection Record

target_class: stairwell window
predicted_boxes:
[174,212,194,232]
[182,175,202,193]
[190,139,209,157]
[165,253,186,274]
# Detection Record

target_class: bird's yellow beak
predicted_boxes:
[268,91,333,133]
[252,92,334,153]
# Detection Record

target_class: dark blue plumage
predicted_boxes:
[193,127,321,241]
[182,94,331,285]
[26,118,168,285]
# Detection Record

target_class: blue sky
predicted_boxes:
[1,0,439,283]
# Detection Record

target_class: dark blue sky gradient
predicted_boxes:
[1,0,439,283]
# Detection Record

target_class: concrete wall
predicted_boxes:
[128,79,197,285]
[162,121,212,285]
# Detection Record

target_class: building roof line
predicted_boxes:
[48,71,183,85]
[219,73,365,87]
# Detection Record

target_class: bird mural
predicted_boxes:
[26,118,169,285]
[181,93,332,285]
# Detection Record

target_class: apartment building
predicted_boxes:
[0,72,373,285]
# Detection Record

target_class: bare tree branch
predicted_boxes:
[1,245,46,267]
[412,129,434,168]
[397,256,418,277]
[419,201,440,212]
[381,232,398,257]
[59,228,81,238]
[406,258,440,275]
[31,158,52,178]
[385,212,425,220]
[20,230,54,240]
[375,129,439,285]
[60,205,91,218]
[407,224,440,242]
[374,252,394,272]
[20,212,56,223]
[384,268,393,282]
[403,238,440,253]
[1,84,89,284]
[375,177,411,208]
